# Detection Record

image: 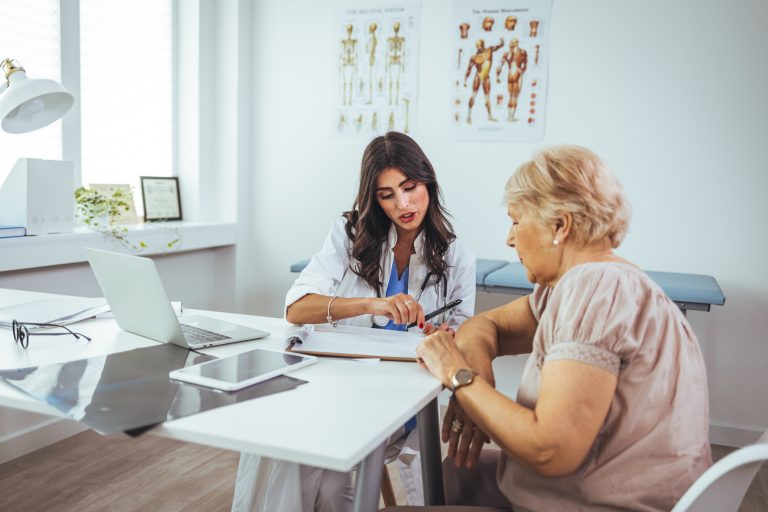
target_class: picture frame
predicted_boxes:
[140,176,182,221]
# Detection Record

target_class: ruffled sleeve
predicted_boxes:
[539,264,645,375]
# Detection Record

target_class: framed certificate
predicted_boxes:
[140,176,182,221]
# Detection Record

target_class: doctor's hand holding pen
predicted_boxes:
[371,295,462,334]
[370,292,426,328]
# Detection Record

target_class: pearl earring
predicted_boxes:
[553,239,560,246]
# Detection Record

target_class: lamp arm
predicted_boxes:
[1,58,24,87]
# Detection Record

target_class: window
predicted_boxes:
[0,0,173,216]
[79,0,173,202]
[0,0,62,184]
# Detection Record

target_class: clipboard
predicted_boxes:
[285,324,423,362]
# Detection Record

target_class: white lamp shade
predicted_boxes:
[0,70,74,134]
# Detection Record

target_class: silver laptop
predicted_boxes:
[86,248,269,349]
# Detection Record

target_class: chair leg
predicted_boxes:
[381,465,397,507]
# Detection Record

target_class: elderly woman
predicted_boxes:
[416,145,712,511]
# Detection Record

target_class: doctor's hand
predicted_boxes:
[371,293,425,327]
[422,322,455,336]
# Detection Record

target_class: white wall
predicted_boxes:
[243,0,768,444]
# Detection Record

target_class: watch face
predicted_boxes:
[456,368,474,384]
[452,368,475,390]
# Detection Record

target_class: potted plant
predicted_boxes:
[75,186,148,251]
[75,186,181,252]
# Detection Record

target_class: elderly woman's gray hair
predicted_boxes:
[505,145,631,248]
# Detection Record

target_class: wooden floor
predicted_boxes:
[0,431,239,512]
[0,431,765,511]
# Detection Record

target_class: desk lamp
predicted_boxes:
[0,58,74,133]
[0,58,76,235]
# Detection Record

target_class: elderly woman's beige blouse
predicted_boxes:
[498,262,712,511]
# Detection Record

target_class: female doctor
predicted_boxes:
[232,131,476,512]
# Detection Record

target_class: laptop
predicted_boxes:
[86,248,270,349]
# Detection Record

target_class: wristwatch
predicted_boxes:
[449,368,476,392]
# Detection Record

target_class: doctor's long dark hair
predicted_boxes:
[342,131,456,294]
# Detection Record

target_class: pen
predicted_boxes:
[407,299,463,329]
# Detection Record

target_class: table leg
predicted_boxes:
[353,440,386,512]
[418,397,445,505]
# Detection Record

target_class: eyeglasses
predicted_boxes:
[12,320,92,349]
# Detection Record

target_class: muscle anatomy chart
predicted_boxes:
[452,0,551,141]
[334,3,420,137]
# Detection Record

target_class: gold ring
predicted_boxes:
[450,419,464,433]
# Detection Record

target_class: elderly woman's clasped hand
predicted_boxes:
[416,331,467,387]
[416,332,490,469]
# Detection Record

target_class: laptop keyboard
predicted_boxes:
[180,323,232,345]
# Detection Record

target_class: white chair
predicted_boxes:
[383,431,768,512]
[672,429,768,511]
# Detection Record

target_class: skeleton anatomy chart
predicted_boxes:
[452,0,551,141]
[334,3,420,137]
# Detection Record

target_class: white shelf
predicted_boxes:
[0,221,236,272]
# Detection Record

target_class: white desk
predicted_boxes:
[0,288,445,511]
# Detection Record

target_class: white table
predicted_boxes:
[0,288,446,511]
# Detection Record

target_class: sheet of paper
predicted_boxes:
[0,297,110,331]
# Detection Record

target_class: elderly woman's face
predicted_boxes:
[506,206,559,286]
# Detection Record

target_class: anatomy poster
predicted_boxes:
[333,3,421,137]
[452,0,552,142]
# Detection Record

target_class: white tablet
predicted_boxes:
[169,348,316,391]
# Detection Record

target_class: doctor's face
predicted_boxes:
[375,167,429,237]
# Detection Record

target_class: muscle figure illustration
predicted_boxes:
[387,111,395,131]
[535,44,540,65]
[504,16,517,30]
[457,47,463,69]
[387,21,405,106]
[365,23,377,104]
[459,22,470,39]
[496,38,528,121]
[464,38,504,124]
[340,24,358,106]
[482,17,494,32]
[529,19,540,37]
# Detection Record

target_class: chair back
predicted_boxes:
[672,429,768,511]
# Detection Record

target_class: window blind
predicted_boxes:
[79,0,172,207]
